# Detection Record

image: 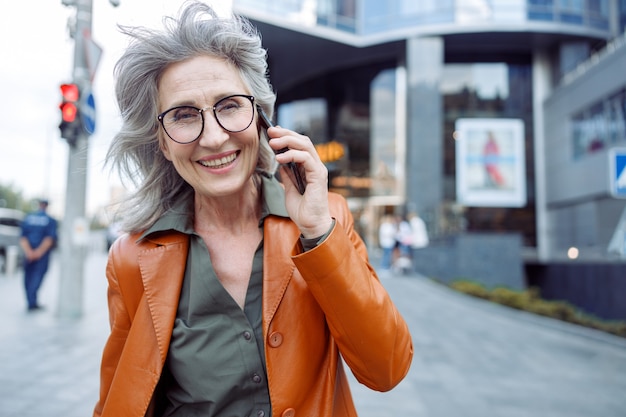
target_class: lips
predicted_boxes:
[198,151,239,168]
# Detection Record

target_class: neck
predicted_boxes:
[193,181,261,235]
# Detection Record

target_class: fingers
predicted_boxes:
[269,127,332,237]
[266,126,329,198]
[267,126,318,162]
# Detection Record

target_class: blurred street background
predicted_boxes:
[1,235,625,417]
[2,1,626,415]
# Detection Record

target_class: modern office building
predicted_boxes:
[233,0,626,266]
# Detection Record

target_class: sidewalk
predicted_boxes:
[0,252,109,417]
[368,276,626,417]
[1,250,626,417]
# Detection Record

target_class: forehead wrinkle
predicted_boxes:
[158,57,247,110]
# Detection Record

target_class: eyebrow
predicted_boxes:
[161,92,251,113]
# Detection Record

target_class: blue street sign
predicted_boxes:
[81,92,96,135]
[610,148,626,198]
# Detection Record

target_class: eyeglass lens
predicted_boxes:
[160,95,254,143]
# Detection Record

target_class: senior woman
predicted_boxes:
[94,2,413,417]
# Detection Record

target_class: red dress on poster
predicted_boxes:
[483,132,504,187]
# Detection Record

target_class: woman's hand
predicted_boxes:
[267,126,333,239]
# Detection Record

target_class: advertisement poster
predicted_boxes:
[455,118,526,207]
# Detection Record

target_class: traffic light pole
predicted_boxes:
[57,0,93,318]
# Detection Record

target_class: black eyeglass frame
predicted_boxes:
[157,94,256,144]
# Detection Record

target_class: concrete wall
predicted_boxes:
[526,262,626,320]
[543,40,626,254]
[413,232,525,290]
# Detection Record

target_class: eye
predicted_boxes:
[215,97,246,114]
[167,107,201,123]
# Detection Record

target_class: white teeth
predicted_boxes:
[199,153,237,168]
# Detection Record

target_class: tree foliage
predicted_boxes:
[0,183,36,212]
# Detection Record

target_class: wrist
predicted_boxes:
[300,218,334,240]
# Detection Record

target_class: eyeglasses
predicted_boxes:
[157,94,255,144]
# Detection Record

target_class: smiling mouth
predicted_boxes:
[198,152,239,169]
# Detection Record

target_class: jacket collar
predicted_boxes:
[135,220,301,354]
[138,173,289,241]
[133,173,296,354]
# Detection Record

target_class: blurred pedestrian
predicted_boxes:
[19,199,57,311]
[395,215,412,257]
[408,211,429,273]
[393,215,412,274]
[408,211,429,250]
[379,214,397,270]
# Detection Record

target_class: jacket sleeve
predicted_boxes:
[291,193,413,391]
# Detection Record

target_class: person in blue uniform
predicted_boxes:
[19,199,57,311]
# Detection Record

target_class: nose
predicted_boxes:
[197,108,230,148]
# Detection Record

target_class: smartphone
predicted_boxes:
[257,106,306,194]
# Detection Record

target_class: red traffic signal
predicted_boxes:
[60,102,78,122]
[59,83,80,123]
[59,83,81,145]
[60,83,79,101]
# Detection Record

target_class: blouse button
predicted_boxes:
[243,331,252,340]
[268,332,283,347]
[252,373,262,383]
[281,408,295,417]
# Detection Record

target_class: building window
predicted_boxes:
[370,68,402,198]
[442,62,536,245]
[317,0,357,33]
[277,98,327,143]
[572,88,626,158]
[528,0,555,21]
[527,0,610,28]
[557,0,584,24]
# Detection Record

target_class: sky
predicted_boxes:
[0,0,230,219]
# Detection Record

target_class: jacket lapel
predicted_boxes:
[138,233,189,363]
[134,218,299,362]
[262,216,300,331]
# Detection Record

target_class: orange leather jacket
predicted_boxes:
[94,193,413,417]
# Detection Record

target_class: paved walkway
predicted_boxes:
[0,253,108,417]
[1,250,625,417]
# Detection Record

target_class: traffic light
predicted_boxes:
[59,83,81,146]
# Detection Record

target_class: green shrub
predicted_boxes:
[448,279,626,338]
[449,280,490,299]
[528,299,577,321]
[490,287,532,310]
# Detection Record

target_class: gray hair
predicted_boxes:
[107,1,277,233]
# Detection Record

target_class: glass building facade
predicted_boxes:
[238,0,616,37]
[234,0,626,256]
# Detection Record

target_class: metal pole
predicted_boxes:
[57,0,92,318]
